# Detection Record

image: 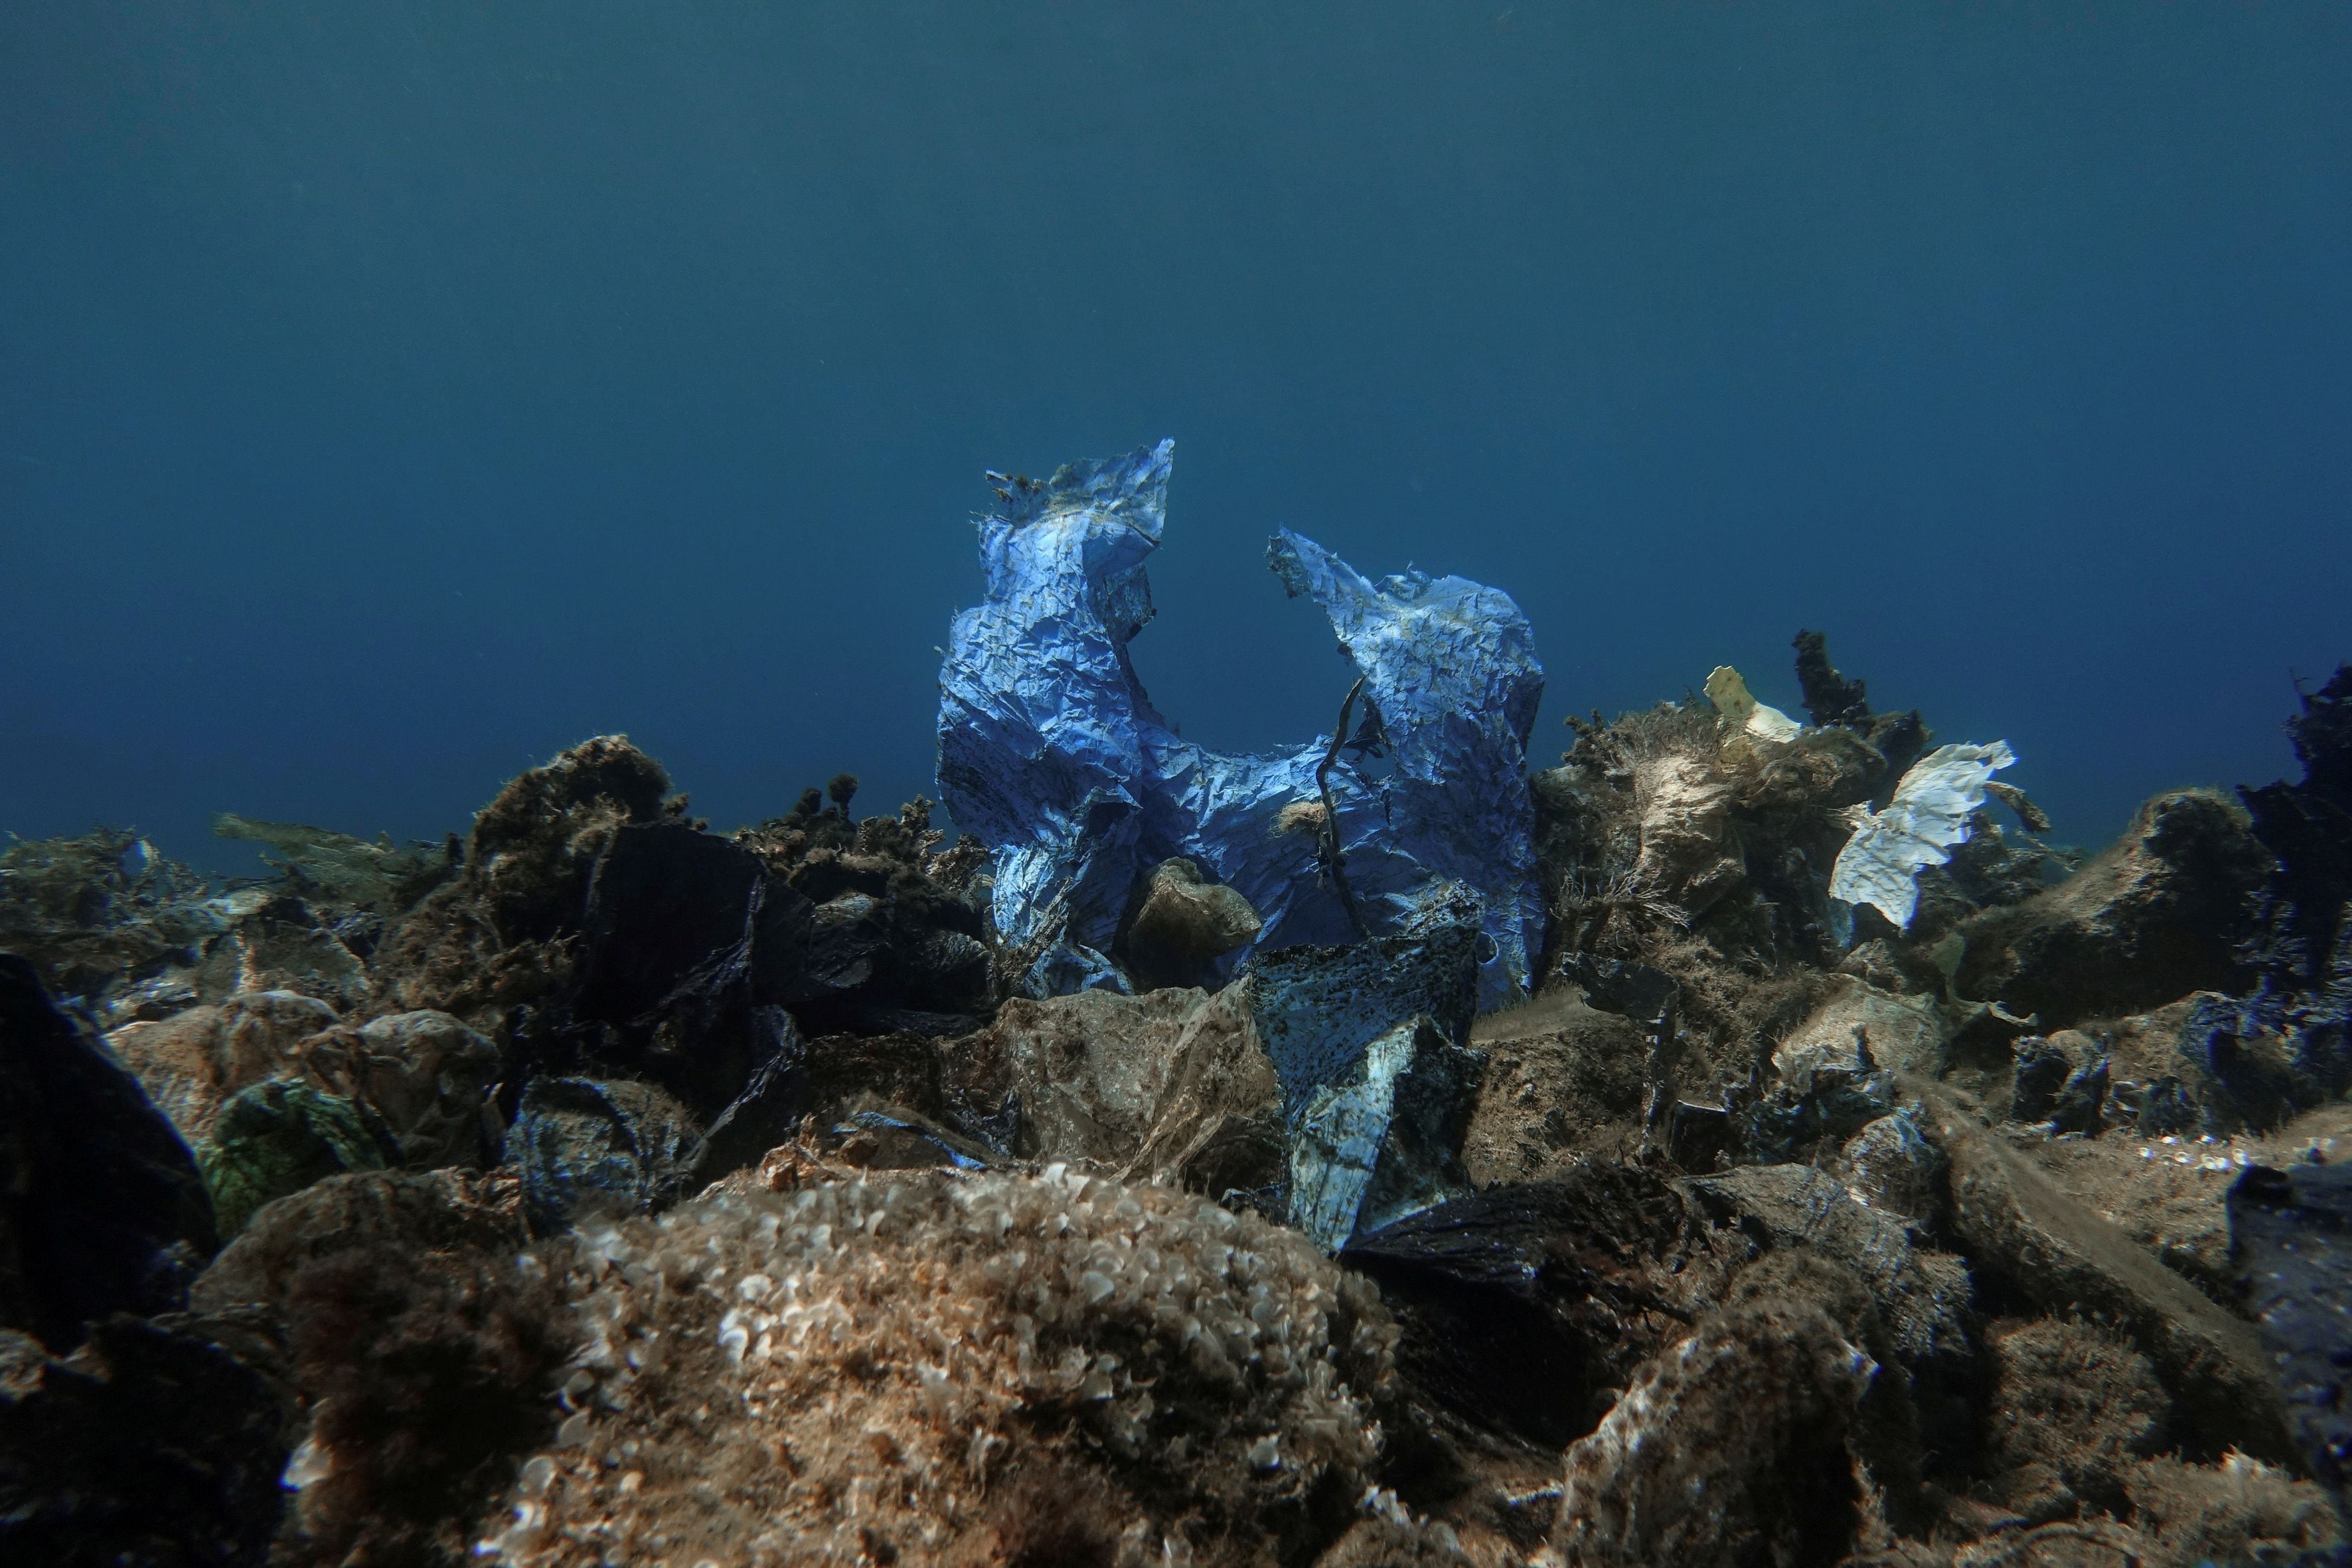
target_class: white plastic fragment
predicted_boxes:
[1828,741,2017,932]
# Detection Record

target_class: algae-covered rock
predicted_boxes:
[1553,1298,1878,1567]
[1955,788,2272,1028]
[507,1076,700,1233]
[1121,856,1263,990]
[0,953,218,1347]
[1687,1162,1972,1372]
[189,1166,566,1568]
[193,1168,527,1316]
[200,1080,401,1241]
[289,1009,501,1170]
[1915,1085,2293,1464]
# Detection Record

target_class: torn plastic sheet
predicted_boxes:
[1829,741,2017,933]
[936,439,1545,1010]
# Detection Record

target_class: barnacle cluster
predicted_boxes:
[479,1166,1397,1566]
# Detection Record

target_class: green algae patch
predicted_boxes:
[200,1079,402,1239]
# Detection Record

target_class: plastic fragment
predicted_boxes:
[1829,741,2017,931]
[936,439,1545,1009]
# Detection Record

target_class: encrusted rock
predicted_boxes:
[1553,1298,1877,1567]
[478,1169,1397,1566]
[108,987,339,1148]
[1121,857,1264,990]
[1687,1162,1971,1371]
[288,1008,501,1169]
[1915,1085,2292,1463]
[1954,789,2274,1028]
[200,1079,402,1240]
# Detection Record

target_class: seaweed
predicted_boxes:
[212,813,455,914]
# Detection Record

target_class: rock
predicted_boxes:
[802,1028,948,1124]
[0,953,217,1348]
[1553,1298,1877,1567]
[564,820,825,1113]
[106,988,339,1149]
[489,1169,1395,1565]
[1687,1162,1972,1371]
[1980,1316,2171,1520]
[1833,1111,1948,1226]
[2230,1161,2352,1494]
[0,827,232,1006]
[210,813,455,914]
[507,1076,700,1233]
[193,1166,569,1567]
[1289,1016,1484,1252]
[678,1006,810,1188]
[214,896,374,1012]
[1772,975,1949,1083]
[1122,987,1289,1196]
[2233,665,2352,1033]
[973,986,1219,1166]
[200,1079,402,1241]
[1736,1066,1900,1166]
[1460,990,1655,1183]
[1341,1165,1739,1449]
[1954,789,2274,1027]
[286,1008,501,1169]
[0,1312,295,1565]
[193,1168,526,1316]
[1121,857,1263,990]
[104,1004,232,1145]
[2009,1033,2110,1134]
[1913,1085,2293,1462]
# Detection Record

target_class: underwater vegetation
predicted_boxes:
[4,441,2352,1567]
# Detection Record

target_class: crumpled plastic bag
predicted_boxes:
[1830,741,2017,931]
[936,439,1545,1009]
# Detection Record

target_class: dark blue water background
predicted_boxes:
[4,5,2348,872]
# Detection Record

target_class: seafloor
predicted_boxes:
[4,636,2351,1568]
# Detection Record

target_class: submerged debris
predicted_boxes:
[937,440,1545,1010]
[7,469,2352,1566]
[1829,741,2017,933]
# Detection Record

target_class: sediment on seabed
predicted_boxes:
[5,441,2352,1567]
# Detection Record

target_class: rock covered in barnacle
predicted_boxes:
[477,1168,1398,1567]
[1553,1300,1879,1568]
